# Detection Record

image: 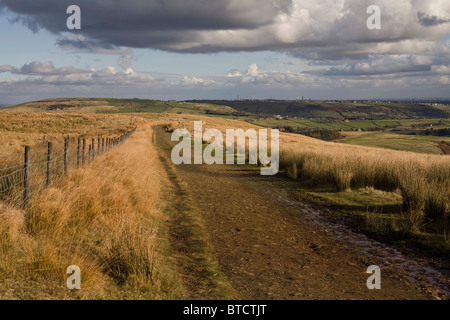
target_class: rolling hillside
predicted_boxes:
[5,98,450,120]
[191,100,450,120]
[1,98,239,116]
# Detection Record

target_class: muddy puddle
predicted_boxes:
[252,180,450,300]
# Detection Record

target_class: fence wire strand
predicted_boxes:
[0,126,137,208]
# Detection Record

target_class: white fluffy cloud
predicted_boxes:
[1,61,450,103]
[324,55,434,76]
[0,61,92,76]
[0,62,156,86]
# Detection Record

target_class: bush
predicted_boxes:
[398,174,427,214]
[286,161,298,180]
[332,166,353,191]
[425,180,449,218]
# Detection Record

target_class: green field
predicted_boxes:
[98,98,170,113]
[241,116,450,154]
[247,117,450,131]
[339,132,450,155]
[163,101,239,116]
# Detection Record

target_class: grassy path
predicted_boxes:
[156,146,236,300]
[154,125,436,300]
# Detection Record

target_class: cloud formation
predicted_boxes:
[0,61,155,87]
[418,12,450,27]
[1,0,449,58]
[0,1,449,103]
[56,35,135,71]
[0,61,90,76]
[324,55,434,76]
[1,61,450,104]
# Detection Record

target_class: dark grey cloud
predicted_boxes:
[56,35,135,70]
[0,0,290,48]
[1,0,449,58]
[56,36,117,52]
[418,12,450,27]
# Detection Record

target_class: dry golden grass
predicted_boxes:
[279,145,450,218]
[163,122,179,133]
[0,123,185,299]
[277,141,450,236]
[0,112,135,156]
[152,114,450,222]
[1,110,448,298]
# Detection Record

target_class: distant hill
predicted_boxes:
[2,98,170,113]
[188,100,450,120]
[4,98,450,121]
[1,98,240,116]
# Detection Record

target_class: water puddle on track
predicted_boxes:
[252,180,450,300]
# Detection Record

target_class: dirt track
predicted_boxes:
[155,126,440,300]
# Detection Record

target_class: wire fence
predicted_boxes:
[0,126,137,209]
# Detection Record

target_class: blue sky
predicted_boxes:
[1,0,450,104]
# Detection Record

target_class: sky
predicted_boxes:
[0,0,450,104]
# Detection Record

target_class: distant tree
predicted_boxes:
[424,128,450,137]
[278,127,342,141]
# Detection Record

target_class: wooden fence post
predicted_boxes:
[82,139,86,166]
[46,142,52,187]
[102,138,105,154]
[77,137,81,168]
[64,138,68,175]
[92,139,95,161]
[97,137,101,156]
[23,146,30,209]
